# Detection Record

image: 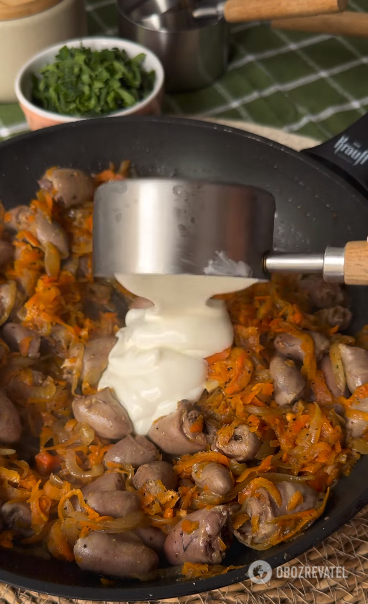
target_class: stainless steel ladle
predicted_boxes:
[93,179,368,286]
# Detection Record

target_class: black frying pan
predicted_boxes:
[0,115,368,600]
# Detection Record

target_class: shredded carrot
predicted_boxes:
[88,444,111,466]
[174,451,230,477]
[207,347,254,396]
[35,451,62,476]
[236,455,274,483]
[94,170,125,184]
[205,347,231,365]
[58,488,100,522]
[47,520,74,561]
[189,415,204,433]
[242,383,273,406]
[181,520,199,534]
[239,477,282,506]
[163,508,174,519]
[28,480,52,530]
[287,490,304,512]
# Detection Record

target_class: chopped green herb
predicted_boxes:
[32,45,156,117]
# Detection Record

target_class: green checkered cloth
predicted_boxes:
[2,0,368,142]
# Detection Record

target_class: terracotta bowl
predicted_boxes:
[15,36,165,130]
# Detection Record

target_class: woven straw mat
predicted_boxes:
[0,122,367,604]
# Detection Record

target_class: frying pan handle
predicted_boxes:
[265,243,368,285]
[303,114,368,197]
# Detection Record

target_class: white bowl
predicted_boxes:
[15,36,165,130]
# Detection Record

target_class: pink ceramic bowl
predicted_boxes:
[15,37,165,131]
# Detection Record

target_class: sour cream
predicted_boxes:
[99,274,257,434]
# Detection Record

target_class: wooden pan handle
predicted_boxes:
[272,11,368,37]
[223,0,347,24]
[344,242,368,285]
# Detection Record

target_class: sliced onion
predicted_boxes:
[44,242,60,278]
[0,281,16,326]
[205,379,219,393]
[28,379,57,400]
[79,423,95,446]
[13,546,51,560]
[118,160,130,176]
[255,369,272,383]
[228,460,247,476]
[193,490,223,507]
[4,371,57,402]
[68,509,148,532]
[329,342,346,396]
[49,473,64,487]
[254,439,277,460]
[245,405,283,417]
[64,450,103,479]
[0,448,16,456]
[7,355,39,368]
[61,518,81,546]
[254,472,316,483]
[62,342,84,395]
[309,403,322,444]
[351,438,368,454]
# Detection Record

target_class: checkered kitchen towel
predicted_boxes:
[1,0,368,142]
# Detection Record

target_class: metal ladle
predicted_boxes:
[93,180,368,286]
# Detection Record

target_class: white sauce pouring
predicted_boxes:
[99,274,258,434]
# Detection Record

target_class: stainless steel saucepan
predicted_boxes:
[117,0,347,91]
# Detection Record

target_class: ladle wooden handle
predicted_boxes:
[265,242,368,286]
[223,0,347,24]
[344,241,368,285]
[271,12,368,37]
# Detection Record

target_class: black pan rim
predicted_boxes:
[0,115,364,198]
[2,115,367,209]
[1,115,368,600]
[3,486,368,601]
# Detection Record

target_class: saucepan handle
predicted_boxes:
[303,113,368,196]
[223,0,346,24]
[265,242,368,285]
[271,11,368,37]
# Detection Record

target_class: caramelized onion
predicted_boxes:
[44,242,61,278]
[62,342,84,395]
[245,405,283,417]
[49,473,64,488]
[329,342,346,396]
[68,509,148,532]
[351,438,368,454]
[64,450,104,479]
[0,448,16,456]
[309,403,322,444]
[61,518,81,546]
[79,423,95,446]
[0,281,16,326]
